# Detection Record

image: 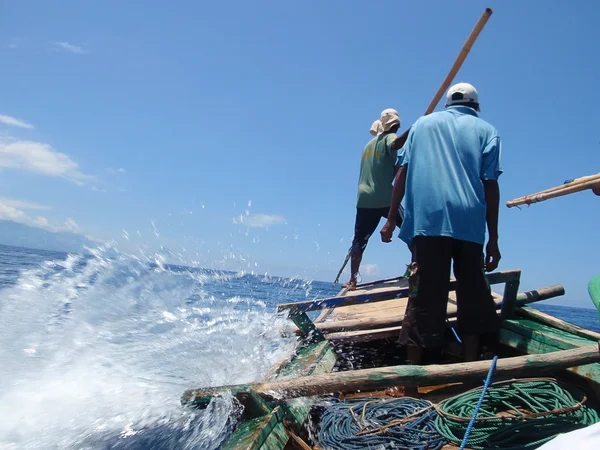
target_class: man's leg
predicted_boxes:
[452,239,502,362]
[399,236,453,365]
[345,208,381,290]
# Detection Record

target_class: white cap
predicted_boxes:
[446,82,479,108]
[369,108,401,136]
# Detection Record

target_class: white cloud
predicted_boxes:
[0,198,82,234]
[0,137,93,185]
[233,213,287,228]
[106,167,126,174]
[0,198,50,211]
[0,114,34,129]
[361,264,379,276]
[51,41,87,54]
[63,218,80,232]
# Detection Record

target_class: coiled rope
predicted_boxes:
[316,397,446,450]
[434,377,600,449]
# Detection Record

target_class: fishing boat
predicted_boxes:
[181,269,600,449]
[180,174,600,450]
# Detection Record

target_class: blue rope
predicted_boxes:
[317,397,446,450]
[458,355,498,450]
[446,318,463,344]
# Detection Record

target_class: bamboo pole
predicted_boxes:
[424,7,493,115]
[334,8,494,284]
[182,343,600,403]
[507,173,600,208]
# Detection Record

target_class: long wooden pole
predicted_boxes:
[507,174,600,208]
[334,8,494,284]
[182,343,600,404]
[424,7,493,115]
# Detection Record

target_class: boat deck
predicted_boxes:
[310,277,503,343]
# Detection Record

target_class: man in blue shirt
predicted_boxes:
[380,82,502,369]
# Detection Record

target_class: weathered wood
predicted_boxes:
[514,284,565,305]
[500,278,520,319]
[207,342,338,449]
[506,173,600,208]
[182,344,600,403]
[297,285,564,337]
[289,312,325,342]
[424,7,493,115]
[279,284,409,315]
[497,323,600,385]
[355,275,406,289]
[221,406,288,450]
[501,319,594,351]
[518,306,600,342]
[279,270,521,315]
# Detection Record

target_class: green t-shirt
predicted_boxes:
[356,133,398,208]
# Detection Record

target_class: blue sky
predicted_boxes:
[1,0,599,307]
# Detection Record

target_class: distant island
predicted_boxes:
[0,220,98,254]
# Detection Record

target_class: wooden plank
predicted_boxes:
[294,285,564,337]
[518,306,600,342]
[278,270,521,314]
[497,325,600,384]
[197,342,338,450]
[221,406,288,450]
[289,312,325,342]
[182,344,600,402]
[501,319,594,350]
[500,278,520,319]
[321,286,565,342]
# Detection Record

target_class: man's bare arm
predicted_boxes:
[483,180,499,241]
[391,128,411,150]
[483,179,501,271]
[380,165,408,242]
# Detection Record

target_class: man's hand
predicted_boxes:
[380,220,396,243]
[484,239,501,272]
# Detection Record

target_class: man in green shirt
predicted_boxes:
[344,108,407,290]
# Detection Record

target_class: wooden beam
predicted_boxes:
[289,312,325,342]
[296,285,564,337]
[182,344,600,403]
[500,277,521,319]
[278,270,521,314]
[518,306,600,342]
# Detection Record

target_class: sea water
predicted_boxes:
[0,243,598,449]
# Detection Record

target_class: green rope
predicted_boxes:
[434,378,600,449]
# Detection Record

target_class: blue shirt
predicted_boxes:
[397,105,502,247]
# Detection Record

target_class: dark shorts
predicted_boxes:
[351,205,404,253]
[398,236,501,349]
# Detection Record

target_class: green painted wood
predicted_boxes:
[201,340,338,450]
[221,406,289,450]
[276,341,332,379]
[504,319,596,348]
[499,318,600,385]
[518,306,600,342]
[497,327,600,384]
[289,312,325,342]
